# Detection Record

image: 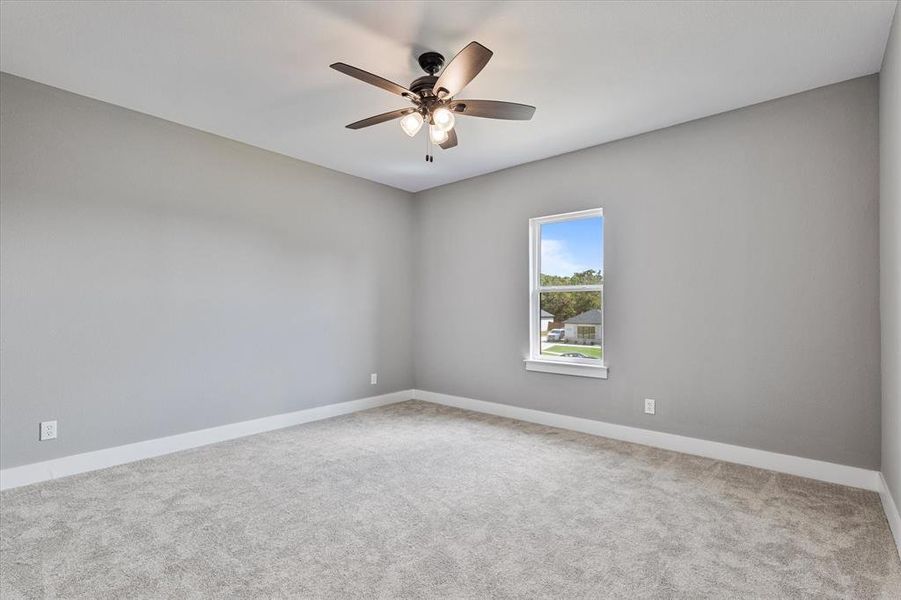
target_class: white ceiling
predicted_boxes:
[0,1,896,192]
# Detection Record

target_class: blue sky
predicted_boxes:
[540,216,604,276]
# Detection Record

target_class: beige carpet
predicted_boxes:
[2,400,899,599]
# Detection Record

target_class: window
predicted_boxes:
[525,208,607,378]
[577,326,596,340]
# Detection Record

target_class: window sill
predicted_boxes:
[523,359,608,379]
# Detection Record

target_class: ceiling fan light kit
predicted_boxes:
[330,41,536,163]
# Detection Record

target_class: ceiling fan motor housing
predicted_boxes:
[410,75,439,98]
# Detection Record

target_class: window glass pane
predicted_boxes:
[540,291,603,360]
[540,216,603,286]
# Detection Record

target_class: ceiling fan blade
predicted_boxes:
[346,108,415,130]
[432,41,493,98]
[439,128,458,149]
[451,100,536,120]
[330,63,420,101]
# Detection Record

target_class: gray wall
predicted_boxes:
[0,74,415,469]
[881,6,901,505]
[0,71,885,473]
[414,76,881,469]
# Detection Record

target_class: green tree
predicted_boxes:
[539,269,603,287]
[539,269,603,323]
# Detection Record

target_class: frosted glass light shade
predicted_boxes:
[400,112,424,137]
[432,107,455,132]
[429,124,448,144]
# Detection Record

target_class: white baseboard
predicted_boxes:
[411,389,882,492]
[0,390,413,491]
[879,473,901,558]
[2,387,889,517]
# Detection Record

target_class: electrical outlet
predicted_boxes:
[644,398,656,415]
[39,420,58,441]
[370,373,378,385]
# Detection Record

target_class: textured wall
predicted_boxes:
[880,5,901,505]
[0,74,415,468]
[414,77,881,469]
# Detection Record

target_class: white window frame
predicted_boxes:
[524,208,608,379]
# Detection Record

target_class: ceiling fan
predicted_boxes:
[330,42,535,161]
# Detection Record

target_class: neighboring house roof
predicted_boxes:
[540,309,554,318]
[565,309,603,325]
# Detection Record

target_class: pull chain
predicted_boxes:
[424,122,435,163]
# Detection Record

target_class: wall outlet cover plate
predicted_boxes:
[40,420,58,441]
